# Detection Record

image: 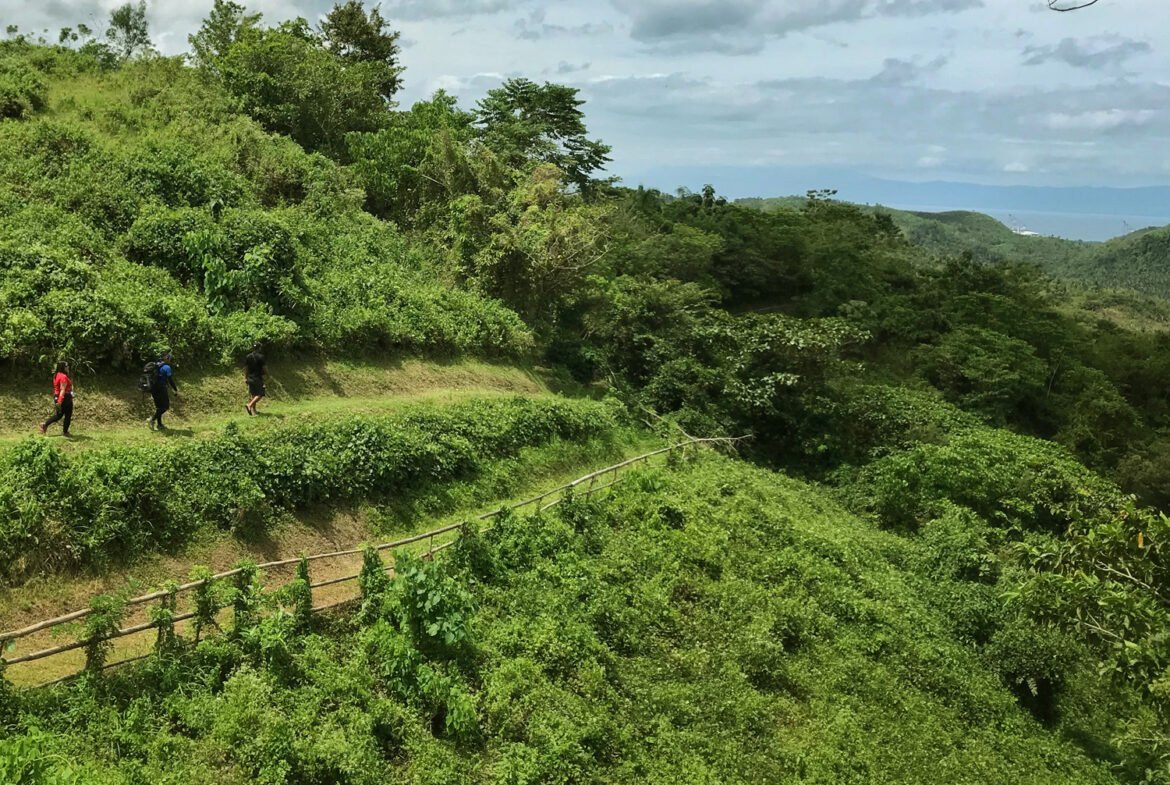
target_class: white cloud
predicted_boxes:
[1043,109,1157,131]
[3,0,1170,188]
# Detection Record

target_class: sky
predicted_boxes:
[2,0,1168,202]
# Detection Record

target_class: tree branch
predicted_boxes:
[1048,0,1101,10]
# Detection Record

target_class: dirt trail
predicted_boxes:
[0,358,548,450]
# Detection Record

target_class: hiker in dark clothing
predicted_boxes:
[244,342,266,416]
[149,352,178,431]
[39,361,74,437]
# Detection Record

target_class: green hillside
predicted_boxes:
[739,196,1091,271]
[0,455,1129,784]
[1065,226,1170,295]
[2,4,1170,783]
[0,38,528,369]
[741,196,1170,299]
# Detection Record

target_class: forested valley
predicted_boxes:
[1,2,1169,783]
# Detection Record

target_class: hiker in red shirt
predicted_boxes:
[39,361,74,437]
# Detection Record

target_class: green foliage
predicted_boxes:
[1070,226,1170,297]
[346,90,476,224]
[917,325,1048,424]
[475,78,611,195]
[319,0,403,101]
[841,426,1120,532]
[149,582,180,656]
[392,551,474,658]
[232,560,263,636]
[188,0,260,72]
[217,22,389,157]
[357,545,391,623]
[105,2,152,60]
[0,735,80,785]
[0,42,529,369]
[0,397,619,580]
[1013,499,1170,700]
[4,456,1122,783]
[83,593,127,675]
[985,618,1083,723]
[190,566,225,642]
[0,56,48,119]
[289,557,313,631]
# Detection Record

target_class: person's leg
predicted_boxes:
[42,404,64,433]
[62,396,73,435]
[152,394,168,429]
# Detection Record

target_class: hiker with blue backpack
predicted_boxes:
[142,351,178,431]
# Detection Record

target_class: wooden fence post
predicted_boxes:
[150,583,179,656]
[232,561,261,637]
[292,557,312,631]
[190,567,220,643]
[83,594,126,677]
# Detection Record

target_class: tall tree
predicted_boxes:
[319,0,403,101]
[218,21,390,156]
[105,1,152,59]
[475,78,611,195]
[188,0,261,71]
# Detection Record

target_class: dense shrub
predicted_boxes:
[0,58,48,120]
[840,426,1121,532]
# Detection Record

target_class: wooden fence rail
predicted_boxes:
[0,436,742,680]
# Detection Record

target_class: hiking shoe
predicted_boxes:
[245,404,254,416]
[38,423,46,435]
[147,418,156,431]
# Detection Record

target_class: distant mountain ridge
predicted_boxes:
[738,196,1170,299]
[626,166,1170,232]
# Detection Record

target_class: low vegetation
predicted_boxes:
[0,456,1129,784]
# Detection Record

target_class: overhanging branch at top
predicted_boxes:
[1048,0,1101,10]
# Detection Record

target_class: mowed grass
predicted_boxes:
[0,356,553,450]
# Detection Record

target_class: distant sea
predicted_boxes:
[893,205,1170,243]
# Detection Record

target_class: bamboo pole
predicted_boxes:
[4,611,198,666]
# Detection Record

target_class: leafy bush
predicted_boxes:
[0,58,48,120]
[841,426,1120,532]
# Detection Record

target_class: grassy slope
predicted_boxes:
[0,357,551,448]
[1,428,660,687]
[13,453,1120,783]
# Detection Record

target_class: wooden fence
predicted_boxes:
[0,436,739,686]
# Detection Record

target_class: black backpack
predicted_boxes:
[138,362,159,393]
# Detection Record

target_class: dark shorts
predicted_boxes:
[247,377,265,397]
